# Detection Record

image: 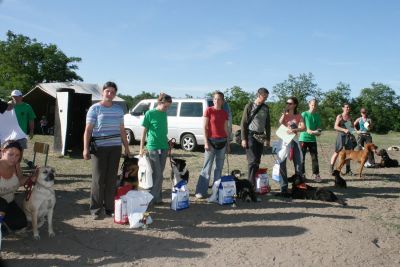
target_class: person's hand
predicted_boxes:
[226,143,231,154]
[7,103,14,111]
[139,147,145,157]
[307,129,314,135]
[204,142,210,151]
[241,139,247,149]
[344,129,349,134]
[124,146,130,157]
[83,149,90,160]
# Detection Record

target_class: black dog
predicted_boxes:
[377,149,399,168]
[119,156,139,188]
[332,170,347,188]
[231,170,258,202]
[291,183,347,206]
[171,158,189,185]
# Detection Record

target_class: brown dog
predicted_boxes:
[336,143,378,178]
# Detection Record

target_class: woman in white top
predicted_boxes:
[0,141,37,234]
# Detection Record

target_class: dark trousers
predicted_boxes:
[246,135,264,186]
[357,134,375,164]
[279,142,303,192]
[300,141,320,175]
[0,198,27,234]
[90,146,122,214]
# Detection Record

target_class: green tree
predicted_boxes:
[223,86,254,125]
[272,73,322,122]
[353,83,400,133]
[319,82,352,129]
[0,30,82,99]
[119,91,157,111]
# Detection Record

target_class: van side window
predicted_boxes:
[167,102,178,116]
[180,102,203,117]
[132,103,150,116]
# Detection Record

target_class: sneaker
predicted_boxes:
[195,193,204,199]
[313,174,322,183]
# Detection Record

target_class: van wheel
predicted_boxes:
[181,134,197,151]
[125,129,134,145]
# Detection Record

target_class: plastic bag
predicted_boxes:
[137,155,153,189]
[171,180,189,211]
[125,190,153,228]
[255,168,271,194]
[272,163,282,183]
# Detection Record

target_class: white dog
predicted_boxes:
[23,166,56,240]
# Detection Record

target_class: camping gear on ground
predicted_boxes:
[124,190,153,228]
[137,155,153,189]
[255,168,271,194]
[218,175,237,205]
[171,180,190,211]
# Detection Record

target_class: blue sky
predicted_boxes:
[1,0,399,99]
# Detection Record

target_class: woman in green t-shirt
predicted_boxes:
[139,93,172,205]
[299,99,322,182]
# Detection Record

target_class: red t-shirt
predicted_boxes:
[282,113,303,128]
[204,107,228,138]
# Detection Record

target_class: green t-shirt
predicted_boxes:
[14,102,36,134]
[141,109,168,150]
[299,111,321,142]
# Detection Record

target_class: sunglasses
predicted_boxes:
[361,111,366,114]
[286,102,294,105]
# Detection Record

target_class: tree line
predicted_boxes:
[1,31,399,133]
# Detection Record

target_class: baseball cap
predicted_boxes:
[11,90,23,97]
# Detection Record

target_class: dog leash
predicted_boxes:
[23,175,35,201]
[168,138,176,167]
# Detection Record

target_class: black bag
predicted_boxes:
[89,139,98,154]
[208,139,227,150]
[252,133,267,144]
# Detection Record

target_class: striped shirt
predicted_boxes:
[86,103,124,147]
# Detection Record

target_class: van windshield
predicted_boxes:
[132,103,150,116]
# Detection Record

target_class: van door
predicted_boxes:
[166,102,179,140]
[178,101,205,150]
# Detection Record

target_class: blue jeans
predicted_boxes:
[279,141,302,192]
[195,145,227,196]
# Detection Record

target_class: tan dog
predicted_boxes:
[23,166,56,240]
[336,143,378,178]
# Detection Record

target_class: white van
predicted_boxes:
[124,98,214,151]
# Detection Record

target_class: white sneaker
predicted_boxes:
[195,193,204,199]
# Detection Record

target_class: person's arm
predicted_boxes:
[334,115,348,133]
[29,120,34,139]
[120,124,130,156]
[203,116,210,151]
[240,104,250,148]
[353,117,360,130]
[139,127,148,156]
[265,106,271,147]
[83,123,94,160]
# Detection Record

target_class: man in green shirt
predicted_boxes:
[11,90,36,139]
[299,99,322,182]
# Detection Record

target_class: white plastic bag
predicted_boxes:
[218,175,236,205]
[272,163,282,183]
[171,180,189,211]
[125,190,154,228]
[255,168,270,194]
[137,155,153,189]
[207,179,221,203]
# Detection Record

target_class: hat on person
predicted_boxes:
[11,90,23,97]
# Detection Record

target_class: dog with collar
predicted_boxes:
[170,158,189,186]
[231,170,259,202]
[23,166,56,240]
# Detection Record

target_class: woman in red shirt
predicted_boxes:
[195,91,229,199]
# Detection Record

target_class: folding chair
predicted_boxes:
[32,142,50,167]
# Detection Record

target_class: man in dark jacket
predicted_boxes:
[240,88,271,186]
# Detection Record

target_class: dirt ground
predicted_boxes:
[1,135,400,267]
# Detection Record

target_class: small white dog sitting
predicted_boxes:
[23,166,56,240]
